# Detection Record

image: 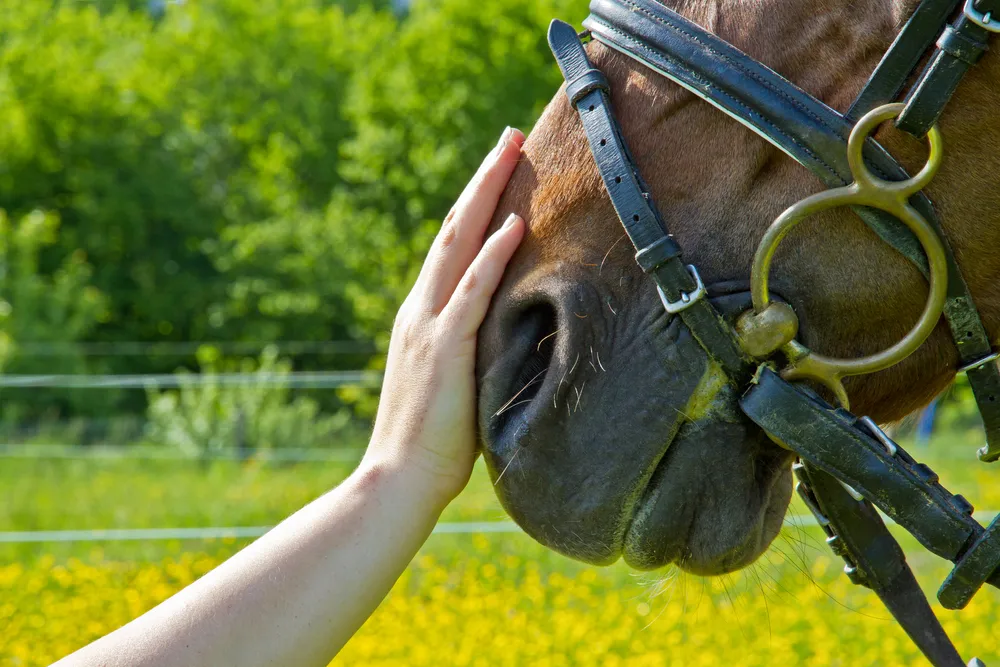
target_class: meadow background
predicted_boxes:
[5,422,1000,666]
[2,0,1000,665]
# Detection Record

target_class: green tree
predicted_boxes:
[0,0,583,430]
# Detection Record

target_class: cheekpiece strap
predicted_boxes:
[547,19,753,383]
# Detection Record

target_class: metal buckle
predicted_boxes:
[656,264,706,314]
[964,0,1000,32]
[959,349,1000,373]
[859,415,898,456]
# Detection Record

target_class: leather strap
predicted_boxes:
[741,368,984,562]
[585,0,1000,461]
[898,0,999,135]
[848,0,962,121]
[583,0,932,273]
[941,512,1000,608]
[548,19,753,383]
[743,369,997,663]
[795,462,967,667]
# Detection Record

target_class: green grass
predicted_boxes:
[4,428,1000,665]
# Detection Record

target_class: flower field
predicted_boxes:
[4,437,1000,666]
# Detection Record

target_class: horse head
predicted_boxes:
[476,0,1000,575]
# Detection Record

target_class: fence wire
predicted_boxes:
[0,443,365,462]
[0,371,383,389]
[14,340,380,357]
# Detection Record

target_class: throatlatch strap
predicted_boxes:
[547,19,753,383]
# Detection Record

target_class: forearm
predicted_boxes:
[59,459,444,667]
[56,127,524,667]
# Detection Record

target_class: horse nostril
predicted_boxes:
[486,303,559,436]
[505,306,557,403]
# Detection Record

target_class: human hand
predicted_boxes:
[56,128,525,667]
[363,127,526,506]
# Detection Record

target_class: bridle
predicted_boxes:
[547,0,1000,664]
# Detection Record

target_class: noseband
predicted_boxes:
[548,0,1000,664]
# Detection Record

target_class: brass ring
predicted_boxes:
[749,103,948,408]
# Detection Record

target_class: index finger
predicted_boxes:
[415,127,525,313]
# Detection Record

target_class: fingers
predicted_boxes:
[440,213,525,339]
[418,127,525,312]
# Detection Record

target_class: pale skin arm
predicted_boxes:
[56,127,526,667]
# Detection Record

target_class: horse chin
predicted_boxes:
[622,405,796,574]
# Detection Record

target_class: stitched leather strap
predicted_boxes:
[742,369,999,664]
[548,19,753,382]
[585,0,930,272]
[741,368,983,561]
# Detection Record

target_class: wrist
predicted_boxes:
[352,454,455,520]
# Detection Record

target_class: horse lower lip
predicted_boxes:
[621,445,684,570]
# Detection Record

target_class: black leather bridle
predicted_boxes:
[547,0,1000,664]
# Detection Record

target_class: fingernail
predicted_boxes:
[502,213,518,229]
[495,126,512,154]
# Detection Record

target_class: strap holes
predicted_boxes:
[614,176,622,184]
[599,138,607,146]
[632,214,640,222]
[588,104,595,111]
[967,331,975,338]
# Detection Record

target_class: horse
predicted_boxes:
[474,0,1000,584]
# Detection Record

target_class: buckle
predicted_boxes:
[964,0,1000,32]
[959,349,1000,373]
[859,416,899,456]
[656,264,706,314]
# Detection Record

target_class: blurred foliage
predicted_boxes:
[0,0,581,429]
[0,210,113,420]
[145,347,353,456]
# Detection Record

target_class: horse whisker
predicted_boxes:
[494,447,521,485]
[492,369,546,418]
[554,365,570,408]
[599,233,628,275]
[494,398,534,418]
[596,350,606,372]
[537,328,561,352]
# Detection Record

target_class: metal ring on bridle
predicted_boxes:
[749,103,948,408]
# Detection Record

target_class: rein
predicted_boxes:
[547,0,1000,664]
